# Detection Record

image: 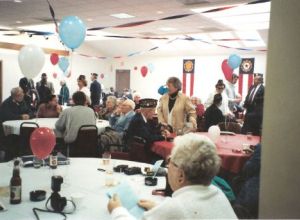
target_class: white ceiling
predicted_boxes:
[0,0,270,57]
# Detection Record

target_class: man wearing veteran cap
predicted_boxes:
[127,98,166,144]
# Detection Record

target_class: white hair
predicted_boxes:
[106,96,117,106]
[122,99,135,110]
[171,133,221,185]
[133,92,141,99]
[11,87,23,97]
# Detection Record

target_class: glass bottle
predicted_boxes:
[10,159,22,204]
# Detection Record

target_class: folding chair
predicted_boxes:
[68,125,99,157]
[19,122,39,156]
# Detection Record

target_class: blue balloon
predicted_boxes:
[148,63,155,73]
[158,86,169,95]
[59,16,86,50]
[228,54,242,69]
[58,57,69,73]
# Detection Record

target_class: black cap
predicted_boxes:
[91,73,98,77]
[139,98,158,108]
[42,73,47,77]
[254,73,263,77]
[216,79,225,87]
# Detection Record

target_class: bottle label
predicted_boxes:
[10,186,21,201]
[50,156,58,167]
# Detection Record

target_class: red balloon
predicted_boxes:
[221,59,233,82]
[140,66,148,77]
[50,53,59,65]
[53,72,57,79]
[30,128,56,159]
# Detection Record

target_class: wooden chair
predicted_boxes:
[68,125,99,158]
[19,122,39,156]
[218,122,242,134]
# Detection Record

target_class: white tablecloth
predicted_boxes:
[2,118,110,137]
[0,158,166,220]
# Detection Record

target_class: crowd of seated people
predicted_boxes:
[0,73,265,138]
[0,72,266,218]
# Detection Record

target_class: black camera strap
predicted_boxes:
[33,207,67,220]
[32,196,76,220]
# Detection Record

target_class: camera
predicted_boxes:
[50,176,66,212]
[51,176,63,192]
[124,167,141,175]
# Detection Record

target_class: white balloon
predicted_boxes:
[208,125,221,142]
[18,44,45,79]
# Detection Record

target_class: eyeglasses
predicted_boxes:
[166,156,178,168]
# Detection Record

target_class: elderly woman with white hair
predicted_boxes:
[107,133,237,219]
[99,96,117,120]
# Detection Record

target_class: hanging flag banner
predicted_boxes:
[182,59,195,97]
[238,58,255,97]
[239,58,255,74]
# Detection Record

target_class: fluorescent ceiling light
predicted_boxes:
[236,30,265,47]
[214,13,270,25]
[16,21,22,24]
[14,0,22,3]
[190,4,241,13]
[159,27,177,31]
[85,30,122,41]
[110,13,135,19]
[198,2,270,31]
[201,2,270,18]
[230,22,270,31]
[18,24,56,33]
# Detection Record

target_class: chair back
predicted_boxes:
[197,116,206,132]
[69,125,99,157]
[19,122,39,156]
[218,122,242,134]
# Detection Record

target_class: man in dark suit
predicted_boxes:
[127,98,165,144]
[90,73,102,107]
[242,74,265,135]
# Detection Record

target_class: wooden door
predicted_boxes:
[115,69,130,95]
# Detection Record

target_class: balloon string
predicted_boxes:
[69,50,73,78]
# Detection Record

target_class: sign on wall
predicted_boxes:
[182,59,195,97]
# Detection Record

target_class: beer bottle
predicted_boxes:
[49,150,58,169]
[10,160,22,204]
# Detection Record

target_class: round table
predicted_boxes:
[152,132,260,174]
[2,118,110,137]
[0,158,166,220]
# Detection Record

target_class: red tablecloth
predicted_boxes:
[151,132,260,174]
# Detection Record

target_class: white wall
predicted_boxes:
[111,54,267,102]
